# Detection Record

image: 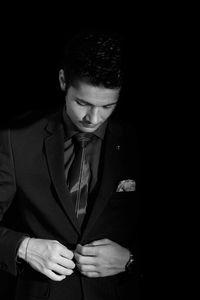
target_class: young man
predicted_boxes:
[0,31,140,299]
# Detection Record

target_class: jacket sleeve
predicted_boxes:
[0,129,26,276]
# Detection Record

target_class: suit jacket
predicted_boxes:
[0,108,140,300]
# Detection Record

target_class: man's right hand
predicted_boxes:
[18,237,75,281]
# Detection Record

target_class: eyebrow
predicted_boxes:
[75,97,117,107]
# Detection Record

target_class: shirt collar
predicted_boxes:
[62,106,107,141]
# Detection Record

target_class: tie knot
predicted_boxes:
[73,133,94,148]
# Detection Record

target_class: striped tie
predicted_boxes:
[67,133,93,226]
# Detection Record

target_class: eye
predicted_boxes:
[76,100,87,106]
[103,104,116,109]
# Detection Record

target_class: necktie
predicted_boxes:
[67,133,93,226]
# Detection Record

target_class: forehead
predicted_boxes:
[69,81,120,106]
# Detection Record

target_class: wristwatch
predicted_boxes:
[125,252,135,273]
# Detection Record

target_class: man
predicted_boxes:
[0,31,140,299]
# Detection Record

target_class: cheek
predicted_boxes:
[67,102,86,120]
[101,108,115,120]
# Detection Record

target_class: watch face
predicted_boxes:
[126,255,135,272]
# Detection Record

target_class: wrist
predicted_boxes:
[17,237,31,261]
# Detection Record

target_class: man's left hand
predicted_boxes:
[74,239,130,277]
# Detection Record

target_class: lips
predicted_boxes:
[80,122,99,129]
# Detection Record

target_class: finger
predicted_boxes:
[74,252,97,265]
[76,244,97,256]
[77,263,97,272]
[86,239,111,246]
[59,245,74,260]
[58,256,76,269]
[51,263,74,276]
[82,271,99,278]
[44,269,66,281]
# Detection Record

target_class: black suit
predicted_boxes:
[0,108,140,299]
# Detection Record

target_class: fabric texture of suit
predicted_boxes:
[0,107,140,300]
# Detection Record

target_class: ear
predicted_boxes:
[59,69,66,91]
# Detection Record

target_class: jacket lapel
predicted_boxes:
[44,112,81,234]
[81,121,123,240]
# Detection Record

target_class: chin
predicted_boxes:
[80,127,96,133]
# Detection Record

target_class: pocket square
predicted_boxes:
[116,179,136,192]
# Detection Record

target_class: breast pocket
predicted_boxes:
[109,191,136,206]
[111,191,136,199]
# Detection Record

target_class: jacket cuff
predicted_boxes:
[0,228,27,276]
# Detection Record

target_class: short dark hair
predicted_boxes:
[62,30,123,89]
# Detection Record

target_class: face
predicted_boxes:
[63,80,120,133]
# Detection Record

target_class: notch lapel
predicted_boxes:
[44,117,81,234]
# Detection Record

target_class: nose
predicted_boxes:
[86,107,100,124]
